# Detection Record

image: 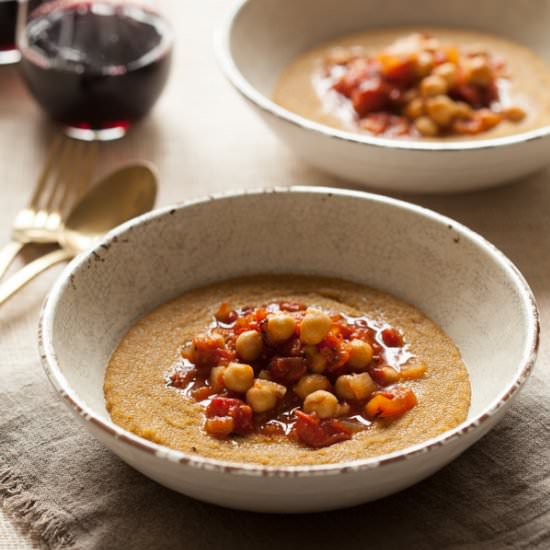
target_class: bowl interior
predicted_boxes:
[227,0,550,99]
[44,188,536,454]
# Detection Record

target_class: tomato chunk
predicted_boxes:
[293,411,352,448]
[450,83,483,108]
[351,78,389,117]
[169,367,195,389]
[333,59,373,97]
[365,388,417,419]
[189,333,235,368]
[205,397,253,437]
[381,327,403,347]
[382,58,414,86]
[269,357,307,385]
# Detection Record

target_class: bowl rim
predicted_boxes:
[215,0,550,153]
[39,186,540,477]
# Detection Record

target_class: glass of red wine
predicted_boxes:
[0,0,19,64]
[17,0,174,140]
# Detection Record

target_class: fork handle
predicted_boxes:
[0,248,74,306]
[0,241,24,280]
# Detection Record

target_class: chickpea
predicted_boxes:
[420,75,448,97]
[209,366,226,392]
[415,116,439,137]
[336,402,351,417]
[347,339,374,370]
[293,374,331,400]
[303,390,339,419]
[433,62,458,86]
[466,56,492,86]
[401,88,419,105]
[404,98,425,120]
[415,51,434,78]
[236,330,263,361]
[246,379,287,413]
[300,309,332,345]
[425,95,457,127]
[266,314,296,343]
[304,345,327,373]
[335,373,376,401]
[223,362,255,393]
[502,105,526,122]
[454,101,473,119]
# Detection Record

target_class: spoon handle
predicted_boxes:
[0,248,74,306]
[0,241,24,280]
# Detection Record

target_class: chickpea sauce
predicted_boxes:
[167,301,424,448]
[274,28,550,141]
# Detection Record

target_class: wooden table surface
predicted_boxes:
[1,0,550,547]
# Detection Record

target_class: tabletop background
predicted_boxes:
[1,0,549,548]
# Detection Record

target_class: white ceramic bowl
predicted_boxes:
[39,188,539,512]
[217,0,550,193]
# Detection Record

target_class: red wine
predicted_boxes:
[19,2,173,138]
[0,0,17,55]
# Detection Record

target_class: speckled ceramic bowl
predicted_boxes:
[39,188,539,512]
[217,0,550,193]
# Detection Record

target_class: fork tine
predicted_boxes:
[29,134,64,210]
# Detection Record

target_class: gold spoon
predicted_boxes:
[0,163,157,306]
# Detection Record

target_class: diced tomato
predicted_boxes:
[205,396,253,436]
[190,333,234,368]
[258,422,286,437]
[351,78,389,117]
[332,321,355,340]
[383,58,414,86]
[215,302,237,324]
[269,357,307,385]
[365,387,417,419]
[292,411,352,448]
[477,109,501,130]
[191,386,214,401]
[450,83,483,108]
[205,416,235,437]
[255,308,268,322]
[276,337,304,358]
[485,80,499,103]
[381,327,403,347]
[333,58,373,97]
[169,367,196,389]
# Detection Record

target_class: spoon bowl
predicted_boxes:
[62,163,158,254]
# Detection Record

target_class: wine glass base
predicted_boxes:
[63,125,129,141]
[0,49,21,65]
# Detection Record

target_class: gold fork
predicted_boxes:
[0,137,97,279]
